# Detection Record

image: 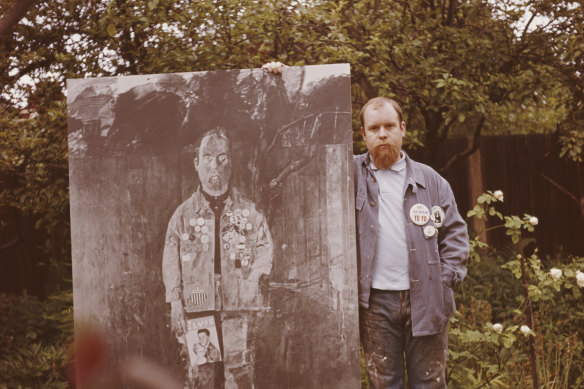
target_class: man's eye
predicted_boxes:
[218,155,228,163]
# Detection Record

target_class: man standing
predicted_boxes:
[355,97,469,388]
[162,127,273,388]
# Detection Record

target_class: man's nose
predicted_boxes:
[379,126,389,138]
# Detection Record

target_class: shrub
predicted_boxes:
[0,291,72,389]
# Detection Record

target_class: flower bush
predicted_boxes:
[447,190,584,389]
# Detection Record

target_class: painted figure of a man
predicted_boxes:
[162,127,273,388]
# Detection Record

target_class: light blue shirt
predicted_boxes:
[370,152,409,290]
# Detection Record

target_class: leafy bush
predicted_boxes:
[0,292,72,389]
[447,191,584,388]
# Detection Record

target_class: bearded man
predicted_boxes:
[162,127,273,388]
[354,97,469,388]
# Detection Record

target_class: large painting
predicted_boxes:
[67,64,359,388]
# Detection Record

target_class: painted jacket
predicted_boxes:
[162,187,273,311]
[354,152,469,336]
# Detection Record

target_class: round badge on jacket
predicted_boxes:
[409,204,430,225]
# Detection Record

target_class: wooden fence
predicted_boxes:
[410,134,584,257]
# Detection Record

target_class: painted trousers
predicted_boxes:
[360,289,448,389]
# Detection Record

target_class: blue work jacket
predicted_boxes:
[354,152,469,336]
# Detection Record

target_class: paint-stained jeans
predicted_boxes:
[360,289,448,389]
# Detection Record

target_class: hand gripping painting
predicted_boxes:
[67,64,359,388]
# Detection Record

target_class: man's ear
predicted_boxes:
[400,121,407,137]
[360,126,365,138]
[193,157,198,170]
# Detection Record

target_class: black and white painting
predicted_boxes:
[67,64,359,388]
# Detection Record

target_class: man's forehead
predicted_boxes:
[200,134,230,153]
[365,102,397,117]
[364,103,398,124]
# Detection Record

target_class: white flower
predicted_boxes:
[529,216,539,226]
[492,323,503,334]
[576,271,584,288]
[520,325,531,336]
[493,190,504,201]
[550,268,562,281]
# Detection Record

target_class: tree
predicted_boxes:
[1,0,582,291]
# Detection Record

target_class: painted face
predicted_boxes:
[198,332,210,347]
[361,102,406,169]
[195,134,232,196]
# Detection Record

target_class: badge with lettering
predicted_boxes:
[409,204,430,225]
[431,206,445,228]
[181,233,189,241]
[197,217,205,226]
[189,218,197,226]
[424,225,436,238]
[242,208,250,217]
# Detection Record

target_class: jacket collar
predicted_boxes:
[403,152,426,193]
[191,186,238,212]
[361,151,426,192]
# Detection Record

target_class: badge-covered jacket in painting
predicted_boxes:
[354,152,469,336]
[162,187,273,312]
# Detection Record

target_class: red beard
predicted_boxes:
[371,144,399,169]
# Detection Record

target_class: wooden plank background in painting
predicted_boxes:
[67,64,360,388]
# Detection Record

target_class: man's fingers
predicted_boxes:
[261,61,286,74]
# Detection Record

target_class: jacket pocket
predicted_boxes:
[355,195,366,211]
[442,281,455,318]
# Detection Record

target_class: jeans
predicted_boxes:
[360,289,448,389]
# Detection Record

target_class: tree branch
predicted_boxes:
[540,172,584,218]
[357,75,378,100]
[0,0,39,37]
[446,0,457,26]
[438,114,485,174]
[0,236,20,250]
[520,12,536,40]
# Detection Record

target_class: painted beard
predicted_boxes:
[204,174,227,194]
[371,144,399,169]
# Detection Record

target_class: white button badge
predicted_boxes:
[424,225,436,238]
[409,204,430,225]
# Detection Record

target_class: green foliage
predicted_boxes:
[449,190,584,388]
[0,291,72,388]
[1,0,582,287]
[560,131,584,163]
